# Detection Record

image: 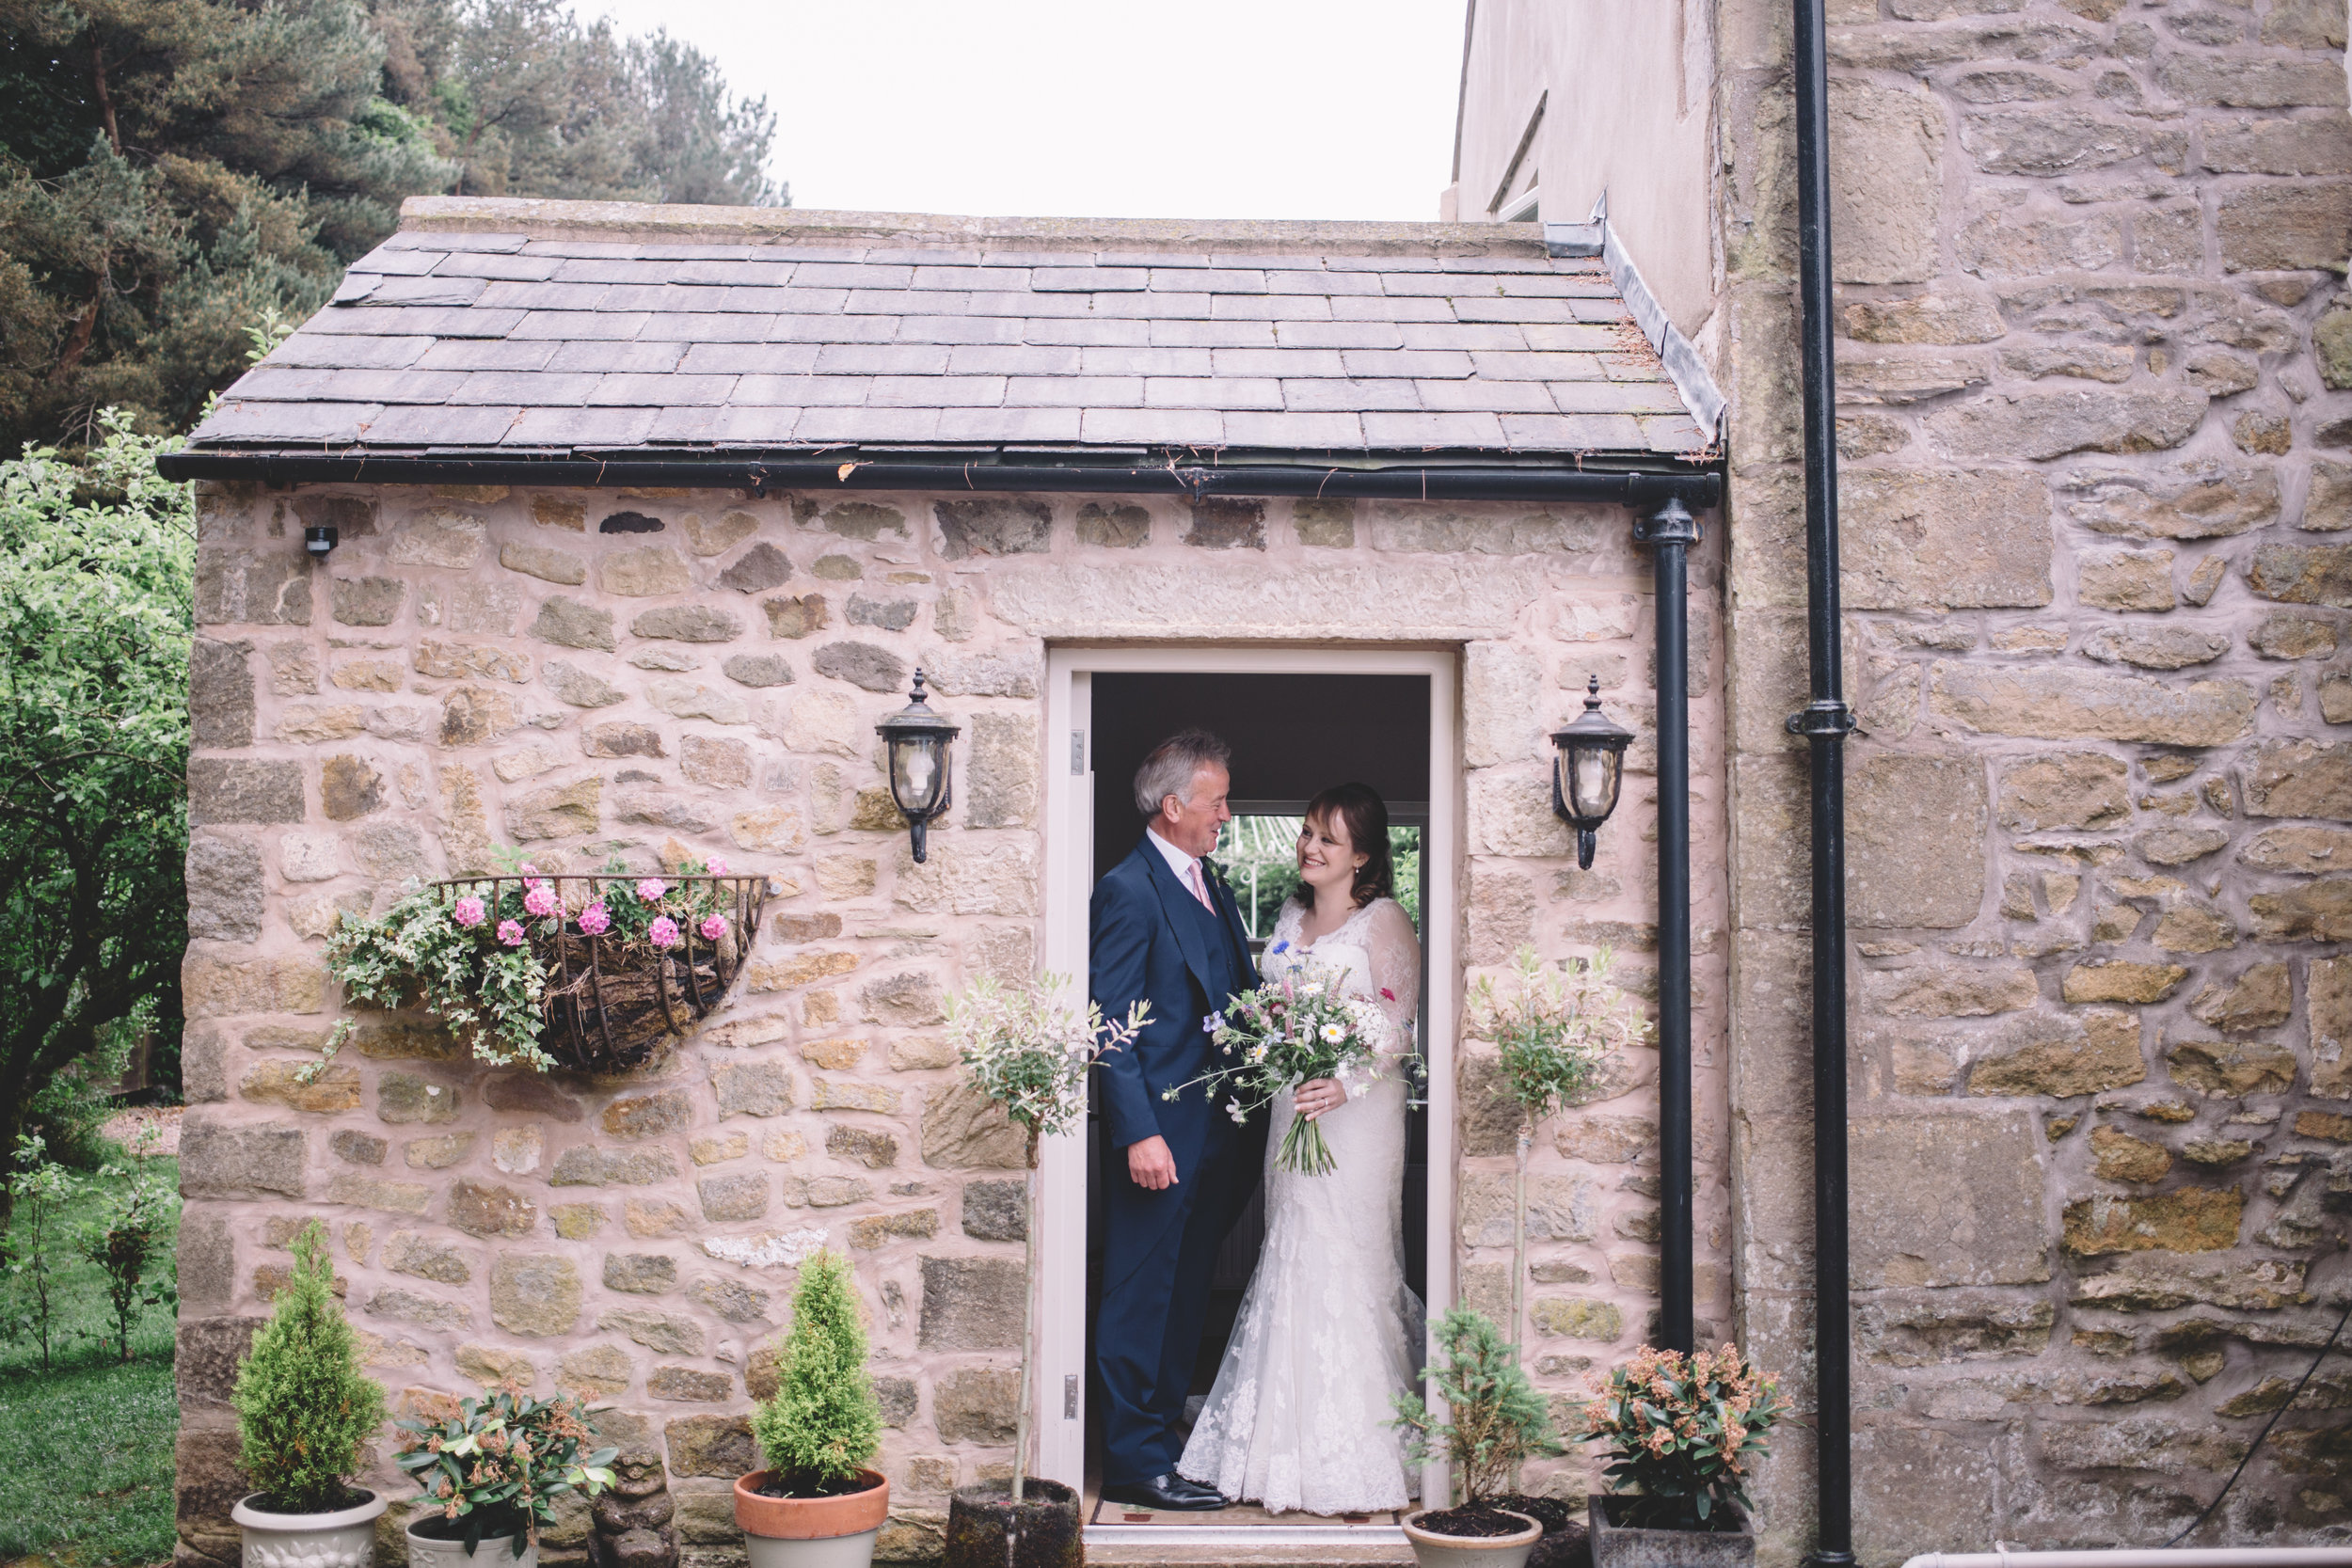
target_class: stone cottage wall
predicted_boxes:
[1717,0,2352,1558]
[174,482,1724,1562]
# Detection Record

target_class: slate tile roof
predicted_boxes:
[187,202,1715,460]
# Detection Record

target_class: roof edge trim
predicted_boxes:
[154,451,1722,508]
[1549,214,1725,444]
[394,196,1560,258]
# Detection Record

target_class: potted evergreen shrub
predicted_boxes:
[230,1222,390,1568]
[1579,1343,1787,1568]
[737,1249,891,1568]
[939,974,1147,1568]
[393,1384,617,1568]
[1391,1306,1560,1568]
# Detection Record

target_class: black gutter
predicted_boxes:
[1635,497,1698,1358]
[154,450,1721,508]
[1788,5,1857,1568]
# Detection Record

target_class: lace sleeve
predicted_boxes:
[1365,899,1422,1041]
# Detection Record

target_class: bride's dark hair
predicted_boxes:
[1294,783,1393,911]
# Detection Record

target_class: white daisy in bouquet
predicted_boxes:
[1164,955,1391,1176]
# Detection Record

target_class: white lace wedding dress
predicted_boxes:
[1177,895,1425,1515]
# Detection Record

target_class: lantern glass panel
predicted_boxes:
[892,735,947,815]
[1562,743,1622,825]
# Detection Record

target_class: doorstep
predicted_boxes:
[1083,1532,1413,1567]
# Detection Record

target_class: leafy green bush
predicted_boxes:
[1580,1343,1787,1530]
[393,1385,615,1552]
[1391,1306,1562,1509]
[0,1136,77,1370]
[0,415,192,1211]
[76,1127,176,1364]
[230,1222,386,1513]
[750,1251,881,1491]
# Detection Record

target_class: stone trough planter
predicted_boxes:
[1587,1497,1752,1568]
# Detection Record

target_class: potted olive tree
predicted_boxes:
[1391,1307,1560,1568]
[939,974,1147,1568]
[230,1222,389,1568]
[737,1249,889,1568]
[1466,945,1650,1384]
[1580,1343,1787,1568]
[393,1384,617,1568]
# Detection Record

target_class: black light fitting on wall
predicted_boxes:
[876,669,960,864]
[1549,674,1634,871]
[304,525,338,558]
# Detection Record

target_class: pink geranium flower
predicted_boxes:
[519,863,539,878]
[706,856,729,877]
[577,903,611,936]
[699,914,728,941]
[453,896,486,927]
[647,916,682,949]
[637,878,667,902]
[522,884,558,917]
[497,919,527,947]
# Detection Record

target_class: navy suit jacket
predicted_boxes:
[1089,838,1260,1178]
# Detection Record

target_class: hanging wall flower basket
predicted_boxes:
[323,858,769,1077]
[441,873,769,1072]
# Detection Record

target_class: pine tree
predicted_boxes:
[0,0,782,452]
[231,1221,388,1513]
[750,1251,882,1491]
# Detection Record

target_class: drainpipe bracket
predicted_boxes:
[1786,700,1857,737]
[1631,498,1702,546]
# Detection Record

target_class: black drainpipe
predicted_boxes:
[1634,496,1698,1357]
[1790,4,1857,1568]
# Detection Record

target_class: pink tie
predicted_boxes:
[1187,862,1214,911]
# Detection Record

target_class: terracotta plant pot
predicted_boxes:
[1587,1497,1754,1568]
[232,1489,388,1568]
[734,1470,889,1568]
[1401,1508,1545,1568]
[404,1514,534,1568]
[943,1480,1080,1568]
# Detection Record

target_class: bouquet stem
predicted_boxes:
[1276,1115,1336,1176]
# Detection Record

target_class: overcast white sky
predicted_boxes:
[569,0,1469,221]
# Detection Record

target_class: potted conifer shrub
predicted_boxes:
[394,1384,617,1568]
[737,1250,891,1568]
[1391,1307,1560,1568]
[230,1222,390,1568]
[1580,1343,1786,1568]
[939,974,1147,1568]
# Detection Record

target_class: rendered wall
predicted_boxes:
[174,483,1727,1564]
[1452,0,1722,336]
[1707,0,2352,1559]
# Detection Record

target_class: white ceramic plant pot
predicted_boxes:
[233,1489,388,1568]
[405,1517,536,1568]
[1401,1508,1544,1568]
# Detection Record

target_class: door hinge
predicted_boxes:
[1063,1373,1079,1418]
[1070,730,1087,775]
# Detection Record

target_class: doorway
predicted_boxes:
[1037,648,1460,1550]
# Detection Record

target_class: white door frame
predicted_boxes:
[1036,644,1461,1516]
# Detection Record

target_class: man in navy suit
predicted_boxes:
[1090,729,1261,1512]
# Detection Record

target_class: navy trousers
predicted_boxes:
[1095,1124,1253,1486]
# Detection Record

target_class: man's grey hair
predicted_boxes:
[1133,730,1232,820]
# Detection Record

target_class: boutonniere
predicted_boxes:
[1200,858,1229,885]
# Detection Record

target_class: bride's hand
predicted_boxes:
[1294,1078,1344,1121]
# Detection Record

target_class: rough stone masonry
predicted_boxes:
[1715,0,2352,1556]
[175,483,1718,1565]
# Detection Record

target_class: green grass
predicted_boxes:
[0,1155,181,1566]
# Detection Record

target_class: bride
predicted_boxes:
[1179,782,1425,1516]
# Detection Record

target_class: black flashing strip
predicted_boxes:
[155,449,1723,507]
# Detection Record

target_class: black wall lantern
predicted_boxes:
[304,525,338,559]
[876,669,959,863]
[1549,675,1633,870]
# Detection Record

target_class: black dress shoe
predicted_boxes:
[1102,1473,1227,1512]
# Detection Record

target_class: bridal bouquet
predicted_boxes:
[1162,958,1389,1176]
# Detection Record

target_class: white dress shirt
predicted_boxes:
[1145,829,1213,908]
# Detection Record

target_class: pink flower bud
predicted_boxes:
[706,856,729,877]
